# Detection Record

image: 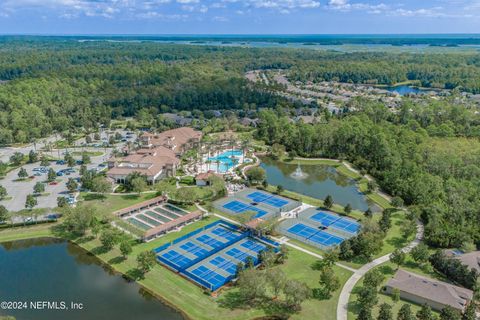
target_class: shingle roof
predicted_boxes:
[386,269,473,311]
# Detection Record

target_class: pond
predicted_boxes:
[0,238,184,320]
[260,158,372,211]
[385,85,427,95]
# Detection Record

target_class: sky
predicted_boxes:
[0,0,480,35]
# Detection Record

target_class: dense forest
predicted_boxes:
[1,37,479,249]
[255,100,480,248]
[1,38,480,144]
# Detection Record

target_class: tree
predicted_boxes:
[18,167,28,179]
[109,135,116,145]
[379,210,392,232]
[397,304,415,320]
[25,194,37,210]
[40,156,50,167]
[318,266,340,298]
[367,180,377,193]
[462,301,476,320]
[439,306,461,320]
[266,268,286,298]
[391,196,404,208]
[10,152,24,166]
[0,185,7,200]
[276,244,289,264]
[357,286,378,309]
[390,249,406,269]
[283,279,311,309]
[91,176,111,195]
[377,303,393,320]
[410,243,430,266]
[258,248,276,269]
[364,208,373,219]
[81,153,91,165]
[416,304,435,320]
[358,308,373,320]
[261,180,268,189]
[33,182,45,194]
[0,205,8,223]
[85,135,92,144]
[94,133,100,140]
[62,205,96,235]
[66,178,78,193]
[131,176,147,194]
[124,172,147,192]
[79,164,87,176]
[237,269,266,301]
[344,203,352,214]
[324,195,333,209]
[391,288,400,303]
[245,167,266,184]
[66,155,76,168]
[276,185,284,194]
[57,196,68,208]
[363,269,384,289]
[136,250,156,274]
[28,150,38,163]
[100,229,119,251]
[120,240,132,259]
[245,256,255,269]
[47,168,56,182]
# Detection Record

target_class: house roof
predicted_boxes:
[445,250,480,273]
[140,127,202,152]
[144,210,204,238]
[195,171,219,181]
[107,146,179,178]
[386,269,473,311]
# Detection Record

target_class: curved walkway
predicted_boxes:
[336,219,424,320]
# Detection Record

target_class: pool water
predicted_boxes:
[207,150,243,173]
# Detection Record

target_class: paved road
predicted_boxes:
[336,219,424,320]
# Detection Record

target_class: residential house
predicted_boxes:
[384,269,473,312]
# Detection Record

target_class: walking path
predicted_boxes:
[336,219,424,320]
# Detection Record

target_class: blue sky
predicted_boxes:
[0,0,479,34]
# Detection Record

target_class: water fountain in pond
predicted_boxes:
[291,163,308,179]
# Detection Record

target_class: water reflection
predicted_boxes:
[260,158,372,211]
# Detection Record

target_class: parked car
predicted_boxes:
[56,160,65,165]
[56,171,64,176]
[49,181,58,185]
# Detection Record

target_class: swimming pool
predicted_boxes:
[207,150,243,172]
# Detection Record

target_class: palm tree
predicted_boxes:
[216,159,221,173]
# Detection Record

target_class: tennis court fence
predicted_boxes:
[277,218,341,251]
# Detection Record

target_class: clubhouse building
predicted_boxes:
[107,127,202,184]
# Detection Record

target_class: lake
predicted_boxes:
[0,238,184,320]
[260,158,372,211]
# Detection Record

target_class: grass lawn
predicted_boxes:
[78,192,159,215]
[0,213,352,320]
[347,260,441,320]
[0,222,56,242]
[71,151,104,157]
[77,219,352,320]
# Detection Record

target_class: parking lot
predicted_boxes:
[0,129,137,212]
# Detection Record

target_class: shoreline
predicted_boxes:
[0,234,192,320]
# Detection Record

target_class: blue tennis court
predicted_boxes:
[222,200,268,218]
[246,191,289,208]
[155,221,279,291]
[287,223,344,247]
[196,234,226,249]
[190,265,228,289]
[310,211,360,234]
[209,256,238,274]
[160,250,193,269]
